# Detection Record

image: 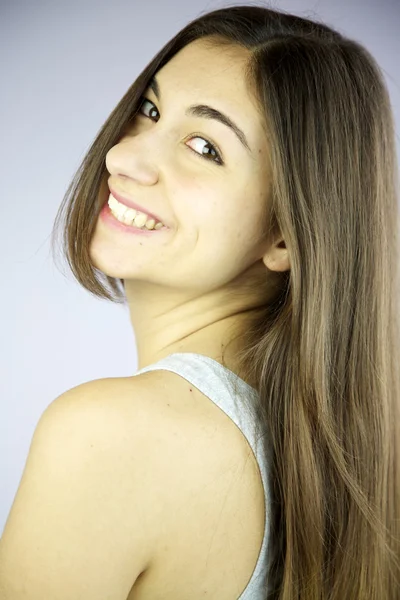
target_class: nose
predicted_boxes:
[105,138,159,186]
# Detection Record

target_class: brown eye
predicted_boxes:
[139,98,160,121]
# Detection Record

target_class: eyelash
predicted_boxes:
[137,96,224,166]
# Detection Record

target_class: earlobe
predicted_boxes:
[263,253,290,272]
[262,240,290,272]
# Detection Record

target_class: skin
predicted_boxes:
[90,38,290,375]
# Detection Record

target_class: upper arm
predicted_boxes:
[0,379,157,600]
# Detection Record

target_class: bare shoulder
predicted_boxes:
[0,372,262,600]
[81,369,261,514]
[50,368,260,496]
[46,369,257,515]
[0,374,169,600]
[57,371,264,600]
[45,368,251,460]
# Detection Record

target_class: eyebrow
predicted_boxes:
[148,76,252,155]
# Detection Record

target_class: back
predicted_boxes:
[129,352,275,600]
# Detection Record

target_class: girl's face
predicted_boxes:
[92,38,279,294]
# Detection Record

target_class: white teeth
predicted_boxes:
[132,212,148,227]
[107,193,165,229]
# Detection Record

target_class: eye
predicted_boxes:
[137,96,224,166]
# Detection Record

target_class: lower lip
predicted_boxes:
[100,203,169,236]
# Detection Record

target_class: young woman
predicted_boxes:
[1,4,399,600]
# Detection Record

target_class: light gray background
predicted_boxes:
[1,0,399,534]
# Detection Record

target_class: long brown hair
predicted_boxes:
[51,4,400,598]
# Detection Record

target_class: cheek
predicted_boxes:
[209,207,257,240]
[203,213,258,262]
[219,211,266,264]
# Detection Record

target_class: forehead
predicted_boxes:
[158,38,253,102]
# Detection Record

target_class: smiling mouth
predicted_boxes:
[107,194,167,230]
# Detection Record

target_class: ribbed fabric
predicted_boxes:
[133,352,274,599]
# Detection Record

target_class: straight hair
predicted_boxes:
[51,4,400,598]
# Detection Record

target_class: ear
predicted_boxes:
[262,237,290,272]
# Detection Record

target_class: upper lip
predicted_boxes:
[108,185,167,226]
